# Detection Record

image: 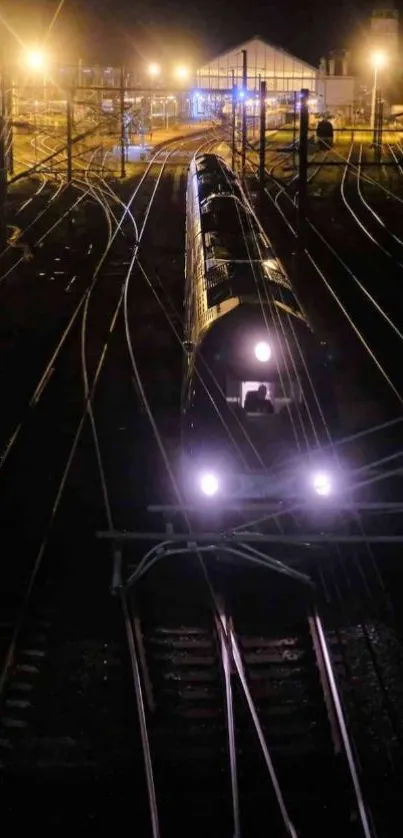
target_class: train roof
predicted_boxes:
[193,153,243,202]
[195,153,235,174]
[201,193,290,286]
[188,152,302,318]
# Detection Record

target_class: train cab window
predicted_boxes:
[225,379,303,416]
[241,382,274,415]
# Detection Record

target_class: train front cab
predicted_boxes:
[183,318,337,475]
[184,342,308,471]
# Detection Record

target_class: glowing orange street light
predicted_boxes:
[371,50,386,70]
[370,51,387,130]
[148,63,161,78]
[23,49,49,72]
[174,65,190,81]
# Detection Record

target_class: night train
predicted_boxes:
[182,153,337,502]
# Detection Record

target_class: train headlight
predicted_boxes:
[199,472,220,497]
[254,341,271,362]
[311,471,332,497]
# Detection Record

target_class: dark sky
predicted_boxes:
[0,0,400,68]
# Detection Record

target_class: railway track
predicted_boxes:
[128,555,369,837]
[0,147,106,286]
[276,147,331,210]
[0,128,219,534]
[0,149,116,449]
[341,143,403,269]
[111,503,403,836]
[89,139,403,835]
[246,143,403,408]
[0,127,222,826]
[3,126,403,833]
[388,142,403,174]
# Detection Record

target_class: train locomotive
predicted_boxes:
[182,153,337,502]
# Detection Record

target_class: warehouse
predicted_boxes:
[192,37,359,119]
[192,36,317,119]
[196,36,317,94]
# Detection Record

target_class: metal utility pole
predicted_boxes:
[370,63,378,132]
[241,49,247,177]
[374,92,383,162]
[7,80,14,176]
[66,89,73,183]
[258,80,267,209]
[120,65,126,178]
[1,72,14,177]
[297,88,309,260]
[0,73,7,250]
[378,97,384,157]
[292,90,297,169]
[231,83,237,171]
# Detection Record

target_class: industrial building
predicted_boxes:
[196,37,316,94]
[192,37,356,119]
[317,54,356,115]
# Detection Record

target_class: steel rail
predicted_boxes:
[357,145,403,249]
[310,608,375,838]
[216,609,241,838]
[223,617,298,838]
[0,129,186,464]
[245,155,403,406]
[121,591,161,838]
[78,132,220,834]
[8,119,109,184]
[0,150,113,469]
[0,125,221,810]
[340,143,403,266]
[119,531,374,836]
[0,129,218,464]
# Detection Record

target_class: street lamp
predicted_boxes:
[165,95,176,130]
[370,50,386,131]
[21,49,50,153]
[148,63,161,78]
[174,65,189,81]
[148,65,161,133]
[23,49,49,72]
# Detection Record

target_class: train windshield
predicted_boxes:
[226,378,303,415]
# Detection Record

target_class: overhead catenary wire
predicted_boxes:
[231,115,403,717]
[218,151,334,455]
[246,150,403,407]
[246,128,403,674]
[214,156,308,453]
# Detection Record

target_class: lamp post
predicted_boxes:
[21,48,50,163]
[23,48,49,94]
[370,51,386,132]
[148,63,160,80]
[148,64,161,131]
[174,67,190,121]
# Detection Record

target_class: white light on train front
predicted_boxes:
[199,472,219,497]
[312,471,332,497]
[263,258,278,271]
[254,341,271,362]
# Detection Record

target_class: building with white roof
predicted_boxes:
[196,36,317,95]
